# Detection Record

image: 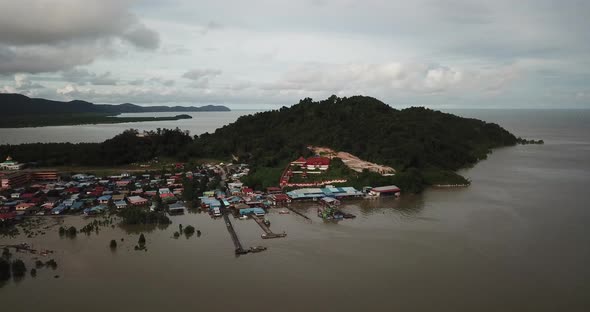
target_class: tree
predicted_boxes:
[110,240,117,249]
[138,233,146,246]
[184,225,195,236]
[11,259,27,277]
[0,258,10,281]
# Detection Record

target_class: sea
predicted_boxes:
[1,109,589,311]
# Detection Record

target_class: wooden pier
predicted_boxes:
[251,215,287,239]
[223,212,248,254]
[219,200,248,254]
[286,206,312,221]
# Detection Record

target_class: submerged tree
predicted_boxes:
[66,226,77,237]
[0,258,10,281]
[183,225,195,236]
[11,259,26,277]
[138,233,146,246]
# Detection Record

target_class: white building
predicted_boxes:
[0,156,24,170]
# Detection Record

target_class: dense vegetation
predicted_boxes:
[0,113,193,128]
[0,128,193,166]
[0,95,522,192]
[192,95,518,191]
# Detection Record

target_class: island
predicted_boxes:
[0,93,230,128]
[0,95,529,192]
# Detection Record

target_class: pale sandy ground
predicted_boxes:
[309,146,395,175]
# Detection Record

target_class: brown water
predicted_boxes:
[1,110,589,311]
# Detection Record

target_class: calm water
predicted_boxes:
[0,111,259,144]
[1,110,589,311]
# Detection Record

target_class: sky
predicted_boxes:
[0,0,589,109]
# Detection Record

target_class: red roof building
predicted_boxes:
[290,157,307,166]
[305,157,330,170]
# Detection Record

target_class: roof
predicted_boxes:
[242,188,254,193]
[271,194,290,201]
[371,185,401,193]
[320,197,339,203]
[291,157,307,164]
[98,195,112,201]
[238,207,265,215]
[128,196,148,203]
[169,202,186,210]
[306,157,330,166]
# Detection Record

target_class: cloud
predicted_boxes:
[14,74,44,89]
[1,74,46,96]
[182,69,222,88]
[0,0,159,48]
[261,62,515,96]
[62,69,118,85]
[0,0,159,74]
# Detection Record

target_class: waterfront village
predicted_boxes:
[1,155,401,254]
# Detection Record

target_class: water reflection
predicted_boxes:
[118,222,170,234]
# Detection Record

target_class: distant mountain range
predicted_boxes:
[0,93,231,116]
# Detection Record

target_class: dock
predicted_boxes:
[219,200,248,254]
[251,215,287,239]
[286,206,312,221]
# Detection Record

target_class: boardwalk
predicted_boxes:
[251,215,287,239]
[219,199,248,254]
[286,206,312,221]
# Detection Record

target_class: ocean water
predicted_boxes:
[1,109,589,311]
[0,111,258,144]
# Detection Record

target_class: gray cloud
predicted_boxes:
[0,43,103,74]
[0,0,159,48]
[182,69,222,80]
[182,69,222,88]
[62,69,118,85]
[0,0,158,74]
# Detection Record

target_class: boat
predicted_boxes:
[249,246,267,253]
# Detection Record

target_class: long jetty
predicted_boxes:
[223,213,248,254]
[251,215,287,239]
[286,206,312,221]
[219,200,248,255]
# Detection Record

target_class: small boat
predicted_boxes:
[249,246,267,253]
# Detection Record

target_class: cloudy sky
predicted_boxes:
[1,0,589,109]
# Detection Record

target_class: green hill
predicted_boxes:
[188,95,517,191]
[0,93,230,116]
[0,95,520,192]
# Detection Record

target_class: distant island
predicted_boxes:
[0,93,230,128]
[0,95,530,193]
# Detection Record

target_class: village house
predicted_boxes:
[114,200,128,209]
[127,196,148,206]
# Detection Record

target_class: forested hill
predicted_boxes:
[190,95,517,171]
[0,93,230,116]
[0,95,520,192]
